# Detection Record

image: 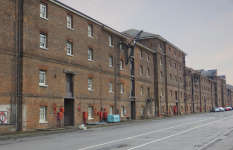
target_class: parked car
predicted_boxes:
[210,108,220,112]
[219,107,225,112]
[227,107,232,111]
[225,107,230,111]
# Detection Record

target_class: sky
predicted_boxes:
[59,0,233,85]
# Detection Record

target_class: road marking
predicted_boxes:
[127,116,231,150]
[197,127,233,150]
[78,117,214,150]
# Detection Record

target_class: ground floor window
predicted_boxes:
[110,106,113,115]
[121,106,124,117]
[39,106,47,123]
[141,106,144,116]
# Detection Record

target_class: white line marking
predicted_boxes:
[78,117,214,150]
[197,127,233,150]
[127,116,231,150]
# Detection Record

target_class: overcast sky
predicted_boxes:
[59,0,233,85]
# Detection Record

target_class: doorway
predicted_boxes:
[131,101,135,119]
[64,99,74,126]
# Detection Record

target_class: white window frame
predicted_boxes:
[161,89,163,97]
[109,81,113,93]
[120,59,123,70]
[67,41,72,55]
[109,35,113,46]
[147,68,150,77]
[159,43,162,49]
[39,71,47,86]
[88,24,93,37]
[121,106,124,117]
[160,57,162,65]
[109,56,113,67]
[40,3,47,19]
[88,77,93,90]
[147,53,149,61]
[140,66,143,75]
[169,48,171,53]
[160,71,163,79]
[88,48,93,61]
[67,15,72,29]
[141,86,143,96]
[39,106,47,123]
[169,60,171,68]
[120,83,124,94]
[40,33,46,49]
[174,51,176,56]
[88,106,93,119]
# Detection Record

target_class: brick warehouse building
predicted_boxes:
[0,0,233,132]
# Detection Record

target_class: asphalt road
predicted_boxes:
[1,111,233,150]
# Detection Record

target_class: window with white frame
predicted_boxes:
[120,83,124,94]
[67,15,72,29]
[109,81,113,93]
[160,57,162,65]
[120,59,123,70]
[161,89,163,97]
[160,71,163,79]
[109,35,113,46]
[88,48,93,61]
[88,77,93,90]
[120,41,123,50]
[170,90,172,97]
[109,56,113,67]
[88,106,93,119]
[141,106,143,116]
[140,49,142,58]
[147,68,150,77]
[141,86,143,95]
[40,3,47,18]
[67,41,72,55]
[39,106,47,123]
[121,106,124,117]
[88,24,93,37]
[110,106,113,115]
[147,53,149,61]
[39,71,46,85]
[174,51,176,56]
[169,48,171,53]
[140,66,143,75]
[169,74,172,81]
[159,43,162,49]
[169,60,171,67]
[40,33,46,49]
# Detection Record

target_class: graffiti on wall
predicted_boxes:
[0,111,7,123]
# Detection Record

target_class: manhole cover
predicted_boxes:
[117,145,127,148]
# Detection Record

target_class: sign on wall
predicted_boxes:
[0,111,7,123]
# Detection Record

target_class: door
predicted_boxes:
[64,99,74,126]
[131,101,135,119]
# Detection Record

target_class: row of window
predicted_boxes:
[158,43,183,59]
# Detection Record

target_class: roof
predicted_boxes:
[50,0,126,38]
[122,29,188,56]
[227,84,233,90]
[197,69,218,77]
[219,75,226,80]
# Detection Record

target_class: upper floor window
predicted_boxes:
[160,71,163,79]
[67,15,72,29]
[39,71,46,86]
[159,43,162,49]
[109,56,113,67]
[140,66,143,75]
[169,60,171,67]
[161,89,163,96]
[169,74,172,80]
[174,63,176,69]
[179,65,181,72]
[88,48,93,61]
[109,35,113,46]
[169,48,171,53]
[88,24,93,37]
[120,59,123,70]
[179,54,180,58]
[67,41,72,55]
[120,41,123,50]
[40,33,47,49]
[109,81,113,93]
[147,53,149,61]
[174,51,176,56]
[40,3,47,19]
[147,68,150,77]
[88,77,93,90]
[170,90,172,97]
[120,83,124,94]
[160,57,162,65]
[140,49,142,58]
[180,77,182,83]
[141,86,143,95]
[175,75,177,82]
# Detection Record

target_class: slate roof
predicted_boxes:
[122,29,188,56]
[227,84,233,89]
[197,69,217,77]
